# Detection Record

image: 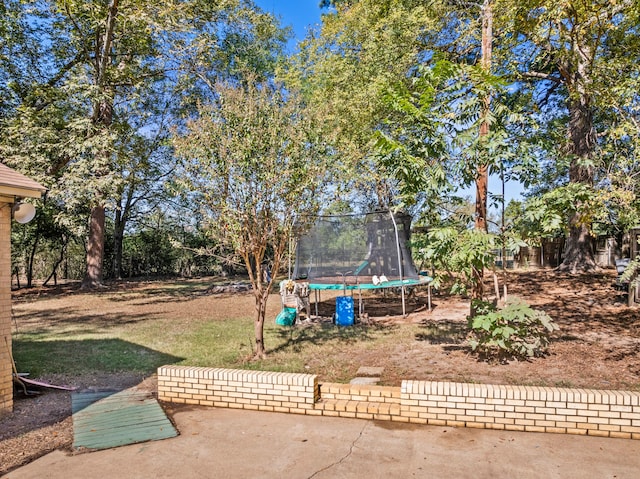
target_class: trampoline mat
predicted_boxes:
[308,276,431,290]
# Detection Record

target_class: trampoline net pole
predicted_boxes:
[389,210,406,317]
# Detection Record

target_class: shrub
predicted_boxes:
[467,297,558,360]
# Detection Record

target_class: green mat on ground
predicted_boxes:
[72,389,177,450]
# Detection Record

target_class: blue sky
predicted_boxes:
[254,0,325,48]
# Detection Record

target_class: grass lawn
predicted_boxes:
[10,277,416,384]
[10,271,640,390]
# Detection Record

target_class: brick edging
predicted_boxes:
[401,380,640,439]
[158,366,640,439]
[157,366,319,414]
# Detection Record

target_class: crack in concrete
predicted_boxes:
[307,422,369,479]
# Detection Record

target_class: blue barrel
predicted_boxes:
[335,296,354,326]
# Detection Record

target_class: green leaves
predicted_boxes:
[467,297,559,360]
[281,0,434,205]
[414,226,497,294]
[521,183,603,238]
[173,79,329,285]
[620,257,640,288]
[1,0,293,288]
[173,78,331,356]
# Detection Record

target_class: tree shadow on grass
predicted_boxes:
[12,338,183,378]
[12,277,231,304]
[268,320,398,355]
[12,308,167,338]
[415,320,468,345]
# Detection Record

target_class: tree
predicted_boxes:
[474,0,493,311]
[173,80,330,358]
[80,0,119,288]
[0,0,163,287]
[312,0,640,276]
[284,0,433,207]
[0,0,290,287]
[497,0,640,272]
[290,0,534,315]
[110,97,177,279]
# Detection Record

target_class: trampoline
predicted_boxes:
[293,210,432,317]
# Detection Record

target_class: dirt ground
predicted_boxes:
[2,269,640,475]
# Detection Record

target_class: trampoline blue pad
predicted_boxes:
[309,276,432,291]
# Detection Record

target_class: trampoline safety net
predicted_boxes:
[293,210,419,286]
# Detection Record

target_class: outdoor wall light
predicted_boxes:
[12,201,36,224]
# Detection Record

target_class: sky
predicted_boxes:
[253,0,524,204]
[254,0,325,49]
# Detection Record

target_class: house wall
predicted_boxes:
[0,201,12,416]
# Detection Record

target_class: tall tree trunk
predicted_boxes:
[475,0,493,232]
[26,230,40,288]
[82,98,112,288]
[558,46,598,273]
[471,0,492,316]
[113,207,124,280]
[82,205,106,288]
[82,0,119,288]
[43,236,68,286]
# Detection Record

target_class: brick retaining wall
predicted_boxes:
[158,366,640,440]
[157,366,319,414]
[401,380,640,439]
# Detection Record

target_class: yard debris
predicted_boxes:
[14,375,76,392]
[205,283,252,294]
